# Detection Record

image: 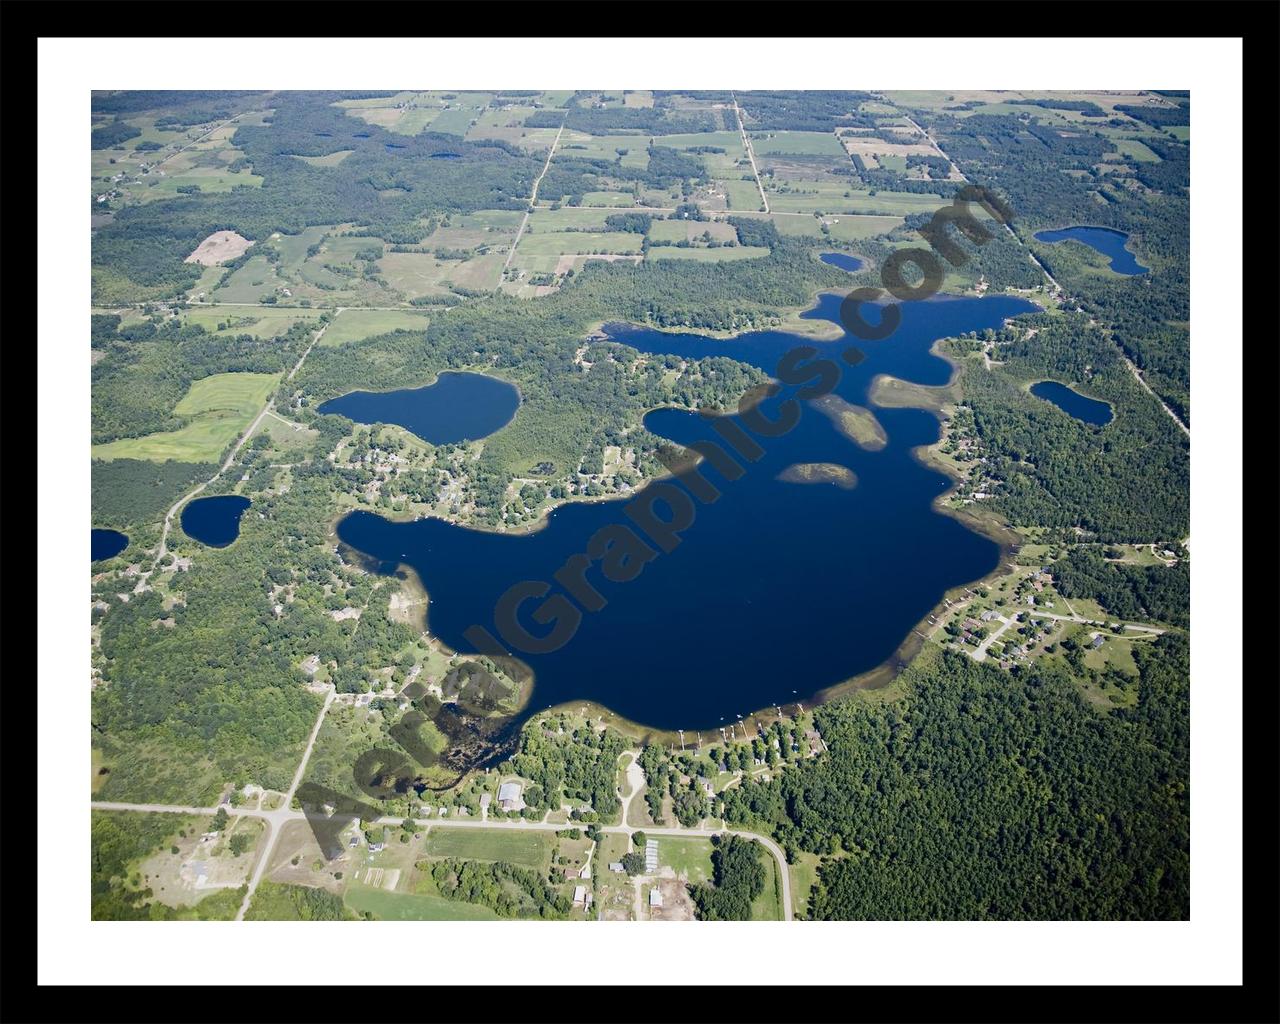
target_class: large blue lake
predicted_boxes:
[1034,226,1149,276]
[182,495,251,548]
[337,290,1037,730]
[1030,380,1113,426]
[318,371,520,445]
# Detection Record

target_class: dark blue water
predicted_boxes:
[92,528,128,562]
[430,152,462,160]
[819,252,865,273]
[1033,226,1148,276]
[336,292,1037,729]
[1030,380,1113,425]
[181,495,251,547]
[318,371,520,444]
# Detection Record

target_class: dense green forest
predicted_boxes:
[721,638,1189,919]
[91,458,217,529]
[1051,548,1190,627]
[506,721,626,820]
[688,834,768,920]
[91,315,310,444]
[244,881,354,920]
[424,858,571,919]
[950,312,1189,542]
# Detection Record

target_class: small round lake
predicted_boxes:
[819,252,865,273]
[318,371,520,444]
[1030,381,1114,425]
[92,528,129,562]
[1034,226,1148,276]
[182,495,252,547]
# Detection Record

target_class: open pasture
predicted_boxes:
[91,372,280,463]
[419,827,553,870]
[317,309,432,347]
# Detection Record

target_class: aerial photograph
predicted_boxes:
[86,86,1191,925]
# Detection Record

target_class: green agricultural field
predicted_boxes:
[378,251,504,299]
[646,220,737,244]
[768,184,948,217]
[645,246,770,263]
[526,207,612,231]
[1112,139,1161,163]
[655,131,745,154]
[517,231,643,256]
[581,192,637,207]
[430,104,485,136]
[345,884,499,921]
[318,309,432,347]
[181,306,321,339]
[91,372,280,463]
[419,828,553,870]
[822,214,904,241]
[555,134,652,168]
[768,213,826,238]
[750,131,847,158]
[721,179,766,212]
[127,169,264,203]
[459,209,526,230]
[215,255,287,303]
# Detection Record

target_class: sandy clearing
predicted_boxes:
[185,230,254,266]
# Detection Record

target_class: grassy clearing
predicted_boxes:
[378,251,504,298]
[345,884,499,920]
[751,850,784,921]
[656,836,714,883]
[526,207,612,231]
[181,306,320,339]
[581,191,636,207]
[91,372,279,463]
[645,246,770,263]
[720,179,765,212]
[291,150,354,167]
[518,231,643,256]
[1112,138,1161,163]
[420,828,552,870]
[822,214,904,241]
[768,184,948,217]
[750,131,847,158]
[788,850,824,919]
[646,220,737,244]
[318,309,432,347]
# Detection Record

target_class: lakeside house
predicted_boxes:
[498,781,524,812]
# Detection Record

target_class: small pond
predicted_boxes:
[181,495,252,548]
[92,528,129,562]
[819,252,865,273]
[1030,380,1114,425]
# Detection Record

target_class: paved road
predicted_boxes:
[145,315,336,575]
[504,120,566,272]
[93,734,794,922]
[234,686,337,919]
[972,616,1013,662]
[731,93,769,214]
